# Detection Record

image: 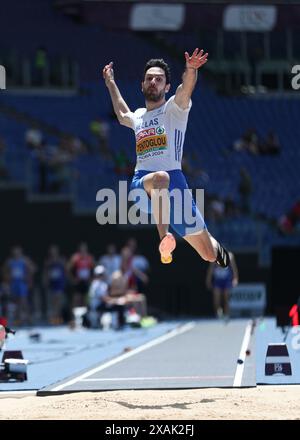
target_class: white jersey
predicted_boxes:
[88,279,108,310]
[128,95,192,172]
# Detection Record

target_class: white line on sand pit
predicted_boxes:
[0,390,37,397]
[52,321,196,392]
[233,320,253,387]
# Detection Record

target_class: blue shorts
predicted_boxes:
[130,169,206,237]
[49,281,65,294]
[10,280,29,297]
[212,279,233,290]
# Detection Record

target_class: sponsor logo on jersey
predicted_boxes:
[136,134,167,156]
[136,126,167,157]
[136,128,156,142]
[156,126,165,135]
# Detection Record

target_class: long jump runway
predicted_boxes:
[38,319,255,395]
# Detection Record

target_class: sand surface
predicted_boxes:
[0,386,299,420]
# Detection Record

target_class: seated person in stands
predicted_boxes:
[86,264,126,330]
[86,265,108,328]
[233,128,259,155]
[109,246,148,319]
[85,247,148,329]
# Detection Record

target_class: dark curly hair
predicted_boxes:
[143,59,171,85]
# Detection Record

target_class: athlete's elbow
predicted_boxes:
[119,117,128,127]
[115,111,125,125]
[116,115,123,125]
[119,117,132,129]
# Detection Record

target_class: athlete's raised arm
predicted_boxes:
[174,48,208,110]
[103,62,133,128]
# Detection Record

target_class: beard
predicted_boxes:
[143,87,165,102]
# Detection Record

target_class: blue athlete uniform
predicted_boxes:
[127,95,206,237]
[212,264,233,290]
[47,261,66,293]
[8,258,29,297]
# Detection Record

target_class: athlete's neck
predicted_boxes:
[145,98,166,112]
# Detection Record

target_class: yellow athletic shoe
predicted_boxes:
[161,254,173,264]
[159,233,176,264]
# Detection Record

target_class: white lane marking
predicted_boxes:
[233,320,253,387]
[265,356,290,363]
[52,322,196,392]
[81,375,233,382]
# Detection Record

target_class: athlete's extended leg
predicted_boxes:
[183,229,230,267]
[212,287,222,318]
[222,288,230,317]
[143,171,176,263]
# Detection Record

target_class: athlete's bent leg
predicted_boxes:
[183,229,230,267]
[143,171,170,240]
[143,171,176,264]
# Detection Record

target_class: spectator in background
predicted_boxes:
[259,130,281,156]
[31,140,56,193]
[48,139,74,193]
[117,246,138,291]
[25,125,43,150]
[60,135,87,157]
[233,128,259,155]
[89,117,111,159]
[206,195,225,222]
[109,246,148,318]
[2,246,36,326]
[98,244,121,284]
[43,245,67,325]
[34,46,49,87]
[224,196,238,218]
[85,265,109,328]
[126,237,150,293]
[85,265,128,330]
[238,167,252,214]
[108,269,130,329]
[68,242,95,308]
[69,135,87,156]
[0,137,9,180]
[206,252,239,319]
[119,245,148,293]
[278,200,300,234]
[113,148,134,177]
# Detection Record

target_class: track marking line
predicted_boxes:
[81,375,233,382]
[233,320,253,387]
[52,321,196,392]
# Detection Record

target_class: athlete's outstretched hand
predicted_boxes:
[103,61,114,86]
[185,48,208,70]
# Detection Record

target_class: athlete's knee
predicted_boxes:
[201,248,216,263]
[152,171,170,189]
